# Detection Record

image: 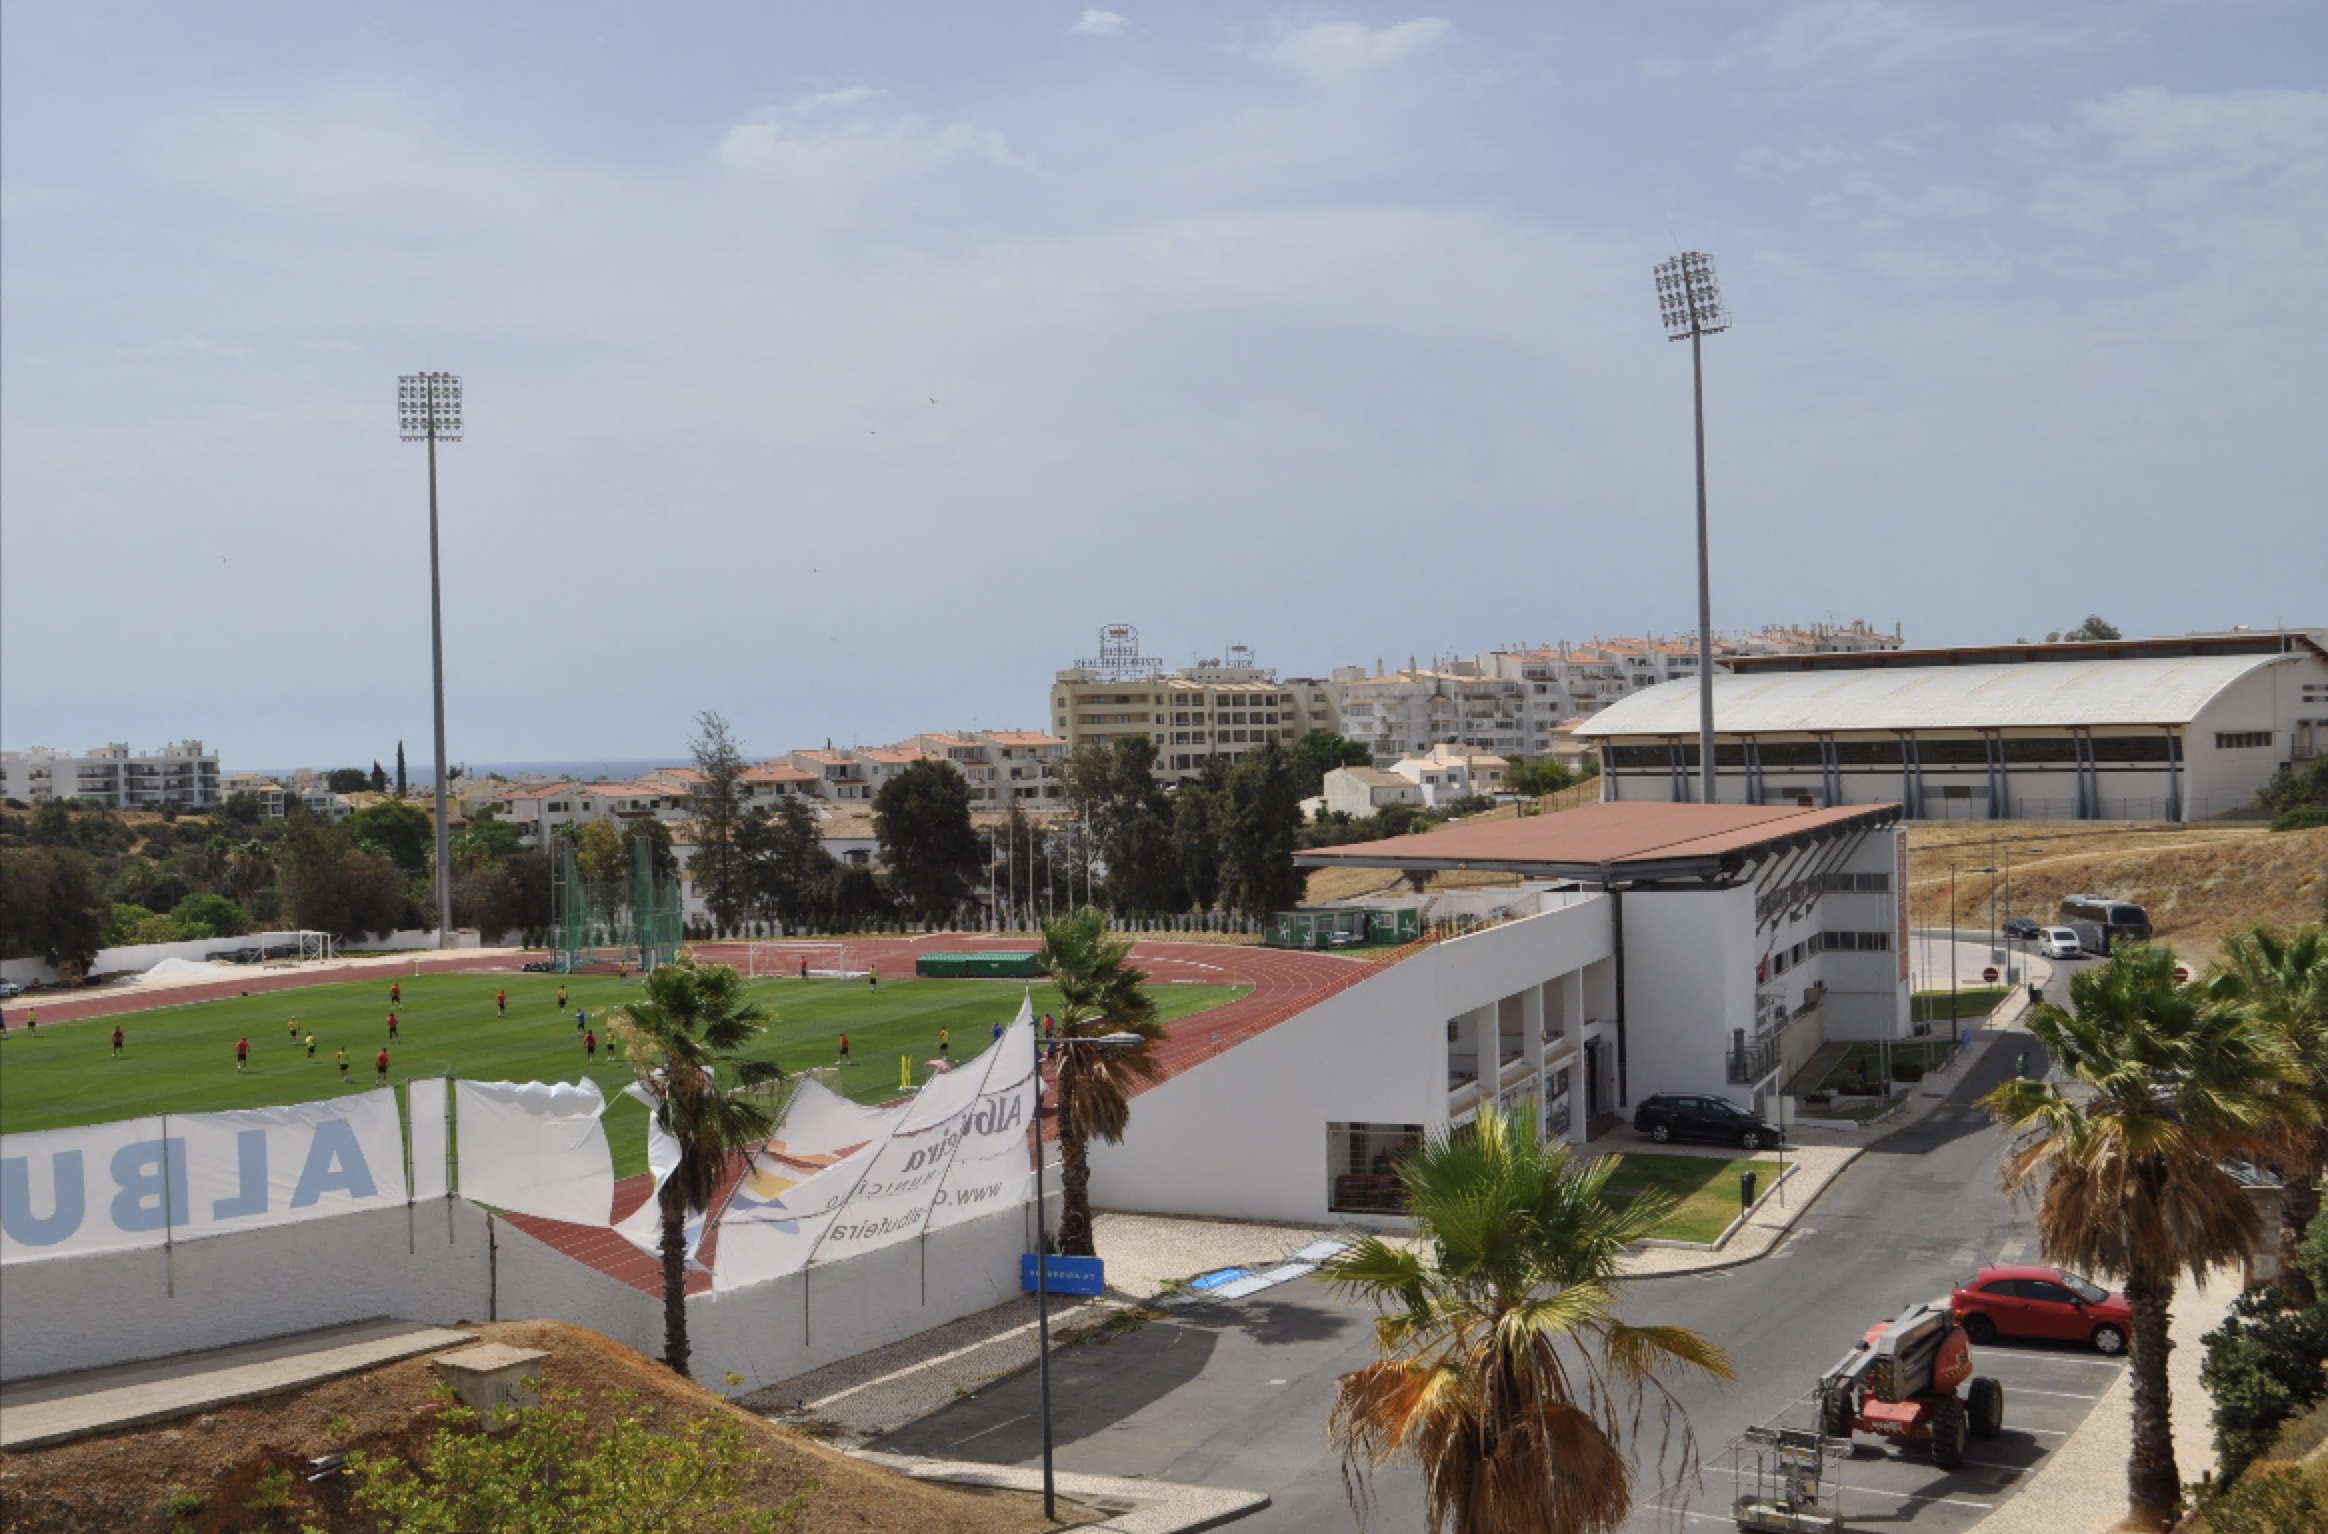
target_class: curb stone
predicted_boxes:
[851,1450,1269,1533]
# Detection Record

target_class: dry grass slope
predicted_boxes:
[1907,822,2328,955]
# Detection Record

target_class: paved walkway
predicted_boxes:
[0,1319,474,1450]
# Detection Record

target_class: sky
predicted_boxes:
[3,2,2323,771]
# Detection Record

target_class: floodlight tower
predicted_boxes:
[1654,252,1730,805]
[399,372,462,948]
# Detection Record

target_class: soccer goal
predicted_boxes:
[746,941,851,979]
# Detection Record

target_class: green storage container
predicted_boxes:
[916,953,971,978]
[962,951,1045,979]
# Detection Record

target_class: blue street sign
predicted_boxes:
[1022,1253,1105,1297]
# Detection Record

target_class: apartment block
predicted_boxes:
[1050,630,1340,785]
[1,741,220,812]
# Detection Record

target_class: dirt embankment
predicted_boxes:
[0,1320,1070,1534]
[1906,822,2328,957]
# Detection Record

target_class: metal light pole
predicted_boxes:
[399,372,462,948]
[1030,1028,1141,1521]
[1654,252,1731,805]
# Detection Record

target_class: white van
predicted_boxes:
[2038,927,2083,960]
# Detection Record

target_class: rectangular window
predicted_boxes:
[1329,1123,1423,1214]
[1916,738,1991,766]
[2093,736,2172,762]
[2215,731,2272,750]
[2003,737,2078,764]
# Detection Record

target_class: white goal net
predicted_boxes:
[745,941,855,979]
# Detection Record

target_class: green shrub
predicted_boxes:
[350,1382,810,1533]
[2202,1202,2328,1484]
[2270,805,2328,833]
[1892,1061,1926,1083]
[2188,1460,2328,1534]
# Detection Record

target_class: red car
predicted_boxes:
[1950,1265,2130,1355]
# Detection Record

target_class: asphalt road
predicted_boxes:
[878,966,2118,1533]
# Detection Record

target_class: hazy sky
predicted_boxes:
[4,3,2322,770]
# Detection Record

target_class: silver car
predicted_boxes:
[2038,927,2083,959]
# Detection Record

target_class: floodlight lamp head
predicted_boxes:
[398,372,463,441]
[1653,252,1730,341]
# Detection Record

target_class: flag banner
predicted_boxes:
[454,1079,614,1227]
[803,1042,997,1267]
[927,1018,1038,1232]
[711,1001,1037,1290]
[710,1140,882,1292]
[3,1092,406,1264]
[408,1079,449,1202]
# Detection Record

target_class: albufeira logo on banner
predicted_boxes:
[1,1091,407,1263]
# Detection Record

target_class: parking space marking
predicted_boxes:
[1701,1463,1996,1511]
[2005,1385,2101,1401]
[1999,1238,2027,1260]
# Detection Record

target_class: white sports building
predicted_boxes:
[1576,630,2326,821]
[1088,801,1910,1228]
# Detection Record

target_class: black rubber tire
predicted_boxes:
[1931,1401,1969,1470]
[2091,1324,2127,1356]
[1649,1122,1672,1144]
[1968,1377,2004,1440]
[1962,1312,1998,1345]
[1819,1389,1854,1441]
[1740,1131,1764,1152]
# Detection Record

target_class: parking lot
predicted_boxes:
[1641,1336,2123,1531]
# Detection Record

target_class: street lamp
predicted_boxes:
[399,371,461,949]
[1654,251,1731,806]
[1029,1028,1143,1520]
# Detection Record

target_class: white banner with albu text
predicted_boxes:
[1,1091,408,1264]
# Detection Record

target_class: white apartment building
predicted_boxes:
[1050,629,1341,785]
[1389,744,1508,805]
[2,741,220,812]
[219,774,287,817]
[1335,663,1530,767]
[1334,624,1905,768]
[1320,766,1425,820]
[900,732,1071,812]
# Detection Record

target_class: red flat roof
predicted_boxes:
[1295,800,1898,884]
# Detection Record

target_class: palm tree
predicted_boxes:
[1319,1100,1731,1534]
[1036,907,1163,1257]
[1980,943,2313,1529]
[2206,924,2328,1302]
[610,959,782,1377]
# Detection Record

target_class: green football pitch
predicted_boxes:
[0,971,1247,1179]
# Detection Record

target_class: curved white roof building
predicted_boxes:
[1575,633,2326,822]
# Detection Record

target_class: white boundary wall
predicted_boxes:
[0,1193,1045,1394]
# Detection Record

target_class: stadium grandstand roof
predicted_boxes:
[1574,652,2291,737]
[1294,800,1898,886]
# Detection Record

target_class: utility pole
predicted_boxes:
[1654,252,1731,804]
[398,372,461,948]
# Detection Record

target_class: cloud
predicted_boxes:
[1729,0,2117,84]
[1068,10,1129,38]
[1241,14,1452,84]
[2081,86,2328,176]
[718,110,1029,187]
[792,86,887,113]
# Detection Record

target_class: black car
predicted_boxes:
[1632,1093,1783,1151]
[2002,916,2042,940]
